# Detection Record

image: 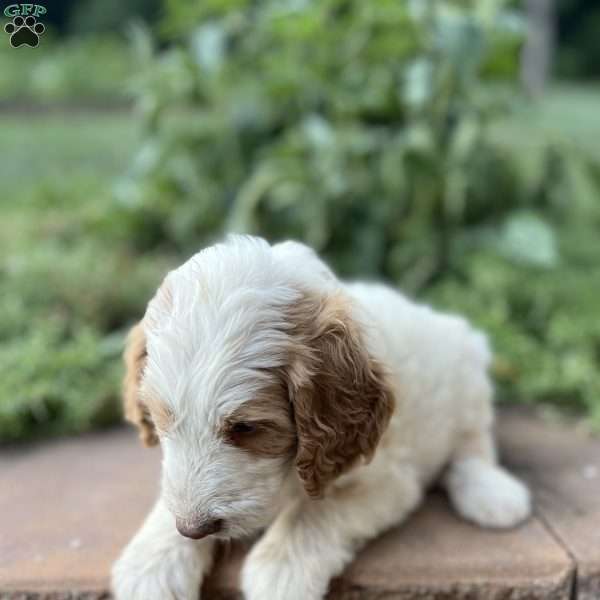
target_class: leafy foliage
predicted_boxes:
[115,0,600,424]
[0,115,172,442]
[1,1,599,442]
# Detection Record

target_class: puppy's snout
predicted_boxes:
[175,516,224,539]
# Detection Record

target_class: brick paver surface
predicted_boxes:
[0,410,598,599]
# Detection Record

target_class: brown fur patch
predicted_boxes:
[143,391,174,434]
[123,323,158,447]
[222,381,296,458]
[284,290,395,498]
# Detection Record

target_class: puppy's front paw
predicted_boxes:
[112,543,202,600]
[447,458,531,529]
[241,539,329,600]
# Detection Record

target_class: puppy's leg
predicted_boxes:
[112,499,215,600]
[242,467,422,600]
[444,430,531,529]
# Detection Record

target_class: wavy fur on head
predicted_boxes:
[113,235,532,600]
[121,237,393,496]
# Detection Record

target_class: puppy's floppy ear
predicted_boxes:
[287,292,395,498]
[123,322,158,447]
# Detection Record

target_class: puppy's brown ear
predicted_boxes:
[288,293,395,498]
[123,322,158,447]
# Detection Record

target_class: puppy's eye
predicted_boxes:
[231,421,257,435]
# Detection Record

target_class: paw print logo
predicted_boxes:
[4,15,45,48]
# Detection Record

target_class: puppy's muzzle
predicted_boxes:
[175,516,224,539]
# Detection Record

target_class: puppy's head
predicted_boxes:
[123,236,394,540]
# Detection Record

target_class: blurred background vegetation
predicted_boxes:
[0,0,598,442]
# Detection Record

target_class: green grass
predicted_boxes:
[0,112,139,268]
[492,84,600,160]
[532,84,600,157]
[0,112,137,197]
[0,35,134,104]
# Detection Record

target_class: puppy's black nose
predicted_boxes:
[176,517,223,539]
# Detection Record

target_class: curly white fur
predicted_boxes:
[112,235,531,600]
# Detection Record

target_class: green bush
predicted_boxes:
[113,0,600,425]
[121,1,524,270]
[0,114,173,442]
[0,321,121,441]
[2,1,599,443]
[0,242,170,441]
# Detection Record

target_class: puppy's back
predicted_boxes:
[343,281,494,482]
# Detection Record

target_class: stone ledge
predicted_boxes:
[0,410,598,599]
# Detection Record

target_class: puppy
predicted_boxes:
[112,235,531,600]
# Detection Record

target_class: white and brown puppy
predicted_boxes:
[112,235,531,600]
